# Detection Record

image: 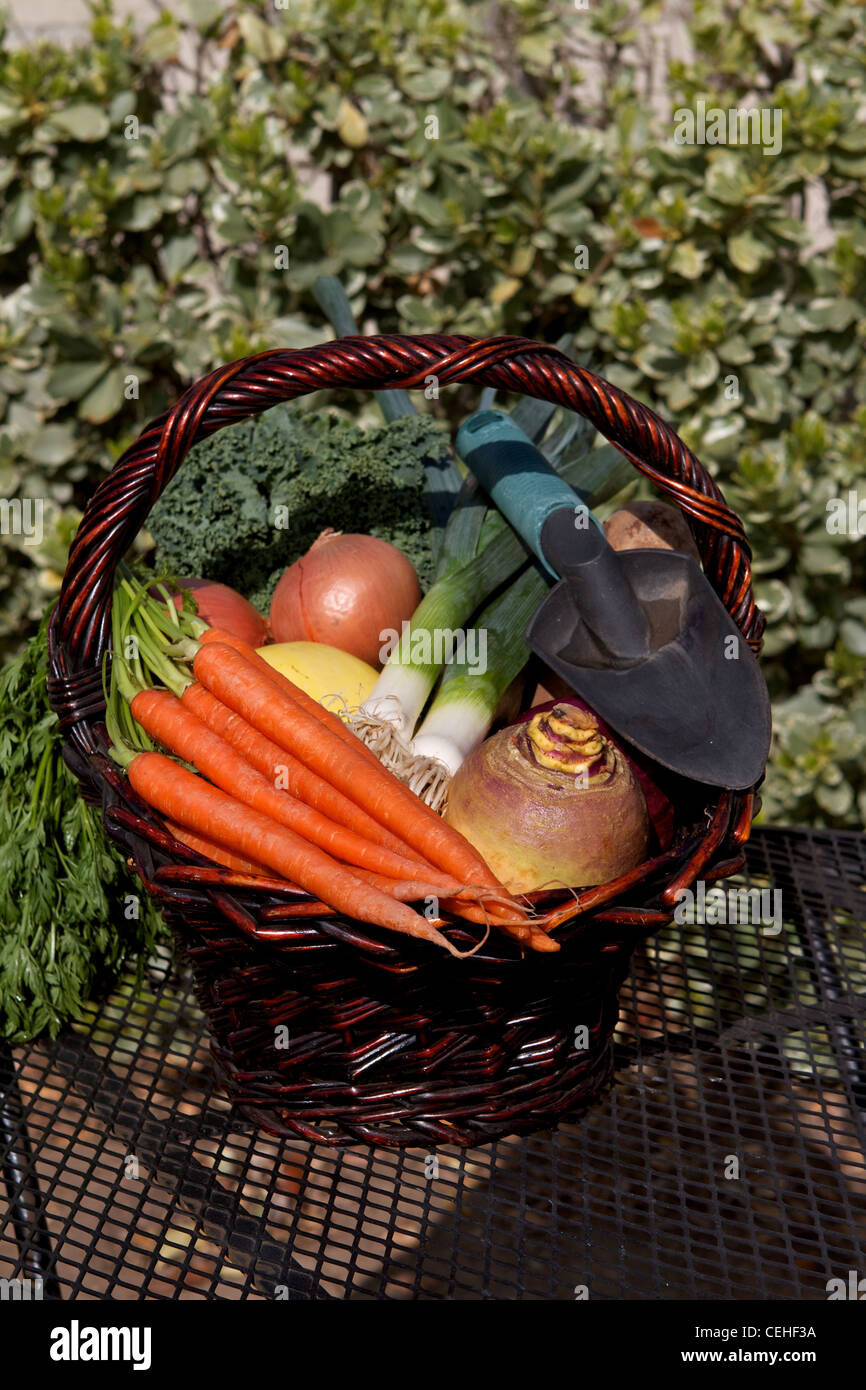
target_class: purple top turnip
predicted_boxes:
[443,703,651,894]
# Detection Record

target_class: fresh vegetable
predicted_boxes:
[444,703,651,893]
[148,405,450,608]
[256,641,378,712]
[190,640,514,900]
[359,515,528,746]
[268,529,420,667]
[604,500,700,560]
[411,565,546,782]
[116,586,414,852]
[0,609,167,1041]
[312,274,463,532]
[119,578,430,862]
[189,639,557,943]
[353,438,635,799]
[519,697,676,851]
[164,821,276,878]
[110,570,558,950]
[130,686,465,892]
[198,627,383,766]
[168,579,269,647]
[198,631,380,761]
[181,682,421,861]
[120,751,470,956]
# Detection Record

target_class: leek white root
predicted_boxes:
[401,751,452,812]
[347,698,410,774]
[346,703,453,810]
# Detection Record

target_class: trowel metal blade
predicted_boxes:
[525,549,772,789]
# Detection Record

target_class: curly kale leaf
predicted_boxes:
[148,405,450,610]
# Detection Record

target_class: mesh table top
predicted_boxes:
[2,825,865,1301]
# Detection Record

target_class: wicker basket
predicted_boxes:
[48,334,765,1148]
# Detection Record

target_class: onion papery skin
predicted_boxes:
[269,529,420,668]
[444,704,651,894]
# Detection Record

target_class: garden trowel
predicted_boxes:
[456,410,772,789]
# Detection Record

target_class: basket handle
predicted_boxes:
[51,334,764,685]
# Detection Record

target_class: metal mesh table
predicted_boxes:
[2,826,865,1301]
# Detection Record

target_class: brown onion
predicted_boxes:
[269,529,420,667]
[444,703,650,893]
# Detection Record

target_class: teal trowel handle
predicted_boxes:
[457,408,651,659]
[455,410,603,578]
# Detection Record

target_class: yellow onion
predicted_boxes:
[443,703,650,893]
[269,529,420,667]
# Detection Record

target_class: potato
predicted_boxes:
[604,500,700,560]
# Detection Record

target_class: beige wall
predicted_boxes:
[3,0,143,43]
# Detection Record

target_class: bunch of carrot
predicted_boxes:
[107,574,561,955]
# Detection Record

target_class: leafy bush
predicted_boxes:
[1,0,863,826]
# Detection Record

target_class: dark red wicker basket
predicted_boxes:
[48,335,765,1148]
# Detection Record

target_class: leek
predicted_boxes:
[359,471,502,735]
[362,519,526,739]
[411,564,547,775]
[399,445,635,800]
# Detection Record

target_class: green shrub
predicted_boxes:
[1,0,863,826]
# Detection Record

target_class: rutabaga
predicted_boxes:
[444,704,651,893]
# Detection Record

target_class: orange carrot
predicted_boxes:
[126,752,467,954]
[192,641,522,901]
[131,688,465,895]
[329,867,551,940]
[164,820,277,878]
[190,641,535,934]
[161,831,555,944]
[350,870,464,902]
[181,681,432,866]
[170,817,538,921]
[439,898,559,951]
[199,627,382,767]
[152,695,541,934]
[168,813,492,911]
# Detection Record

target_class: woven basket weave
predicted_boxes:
[48,335,765,1148]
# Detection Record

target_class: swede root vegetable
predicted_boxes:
[444,704,651,894]
[520,696,675,851]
